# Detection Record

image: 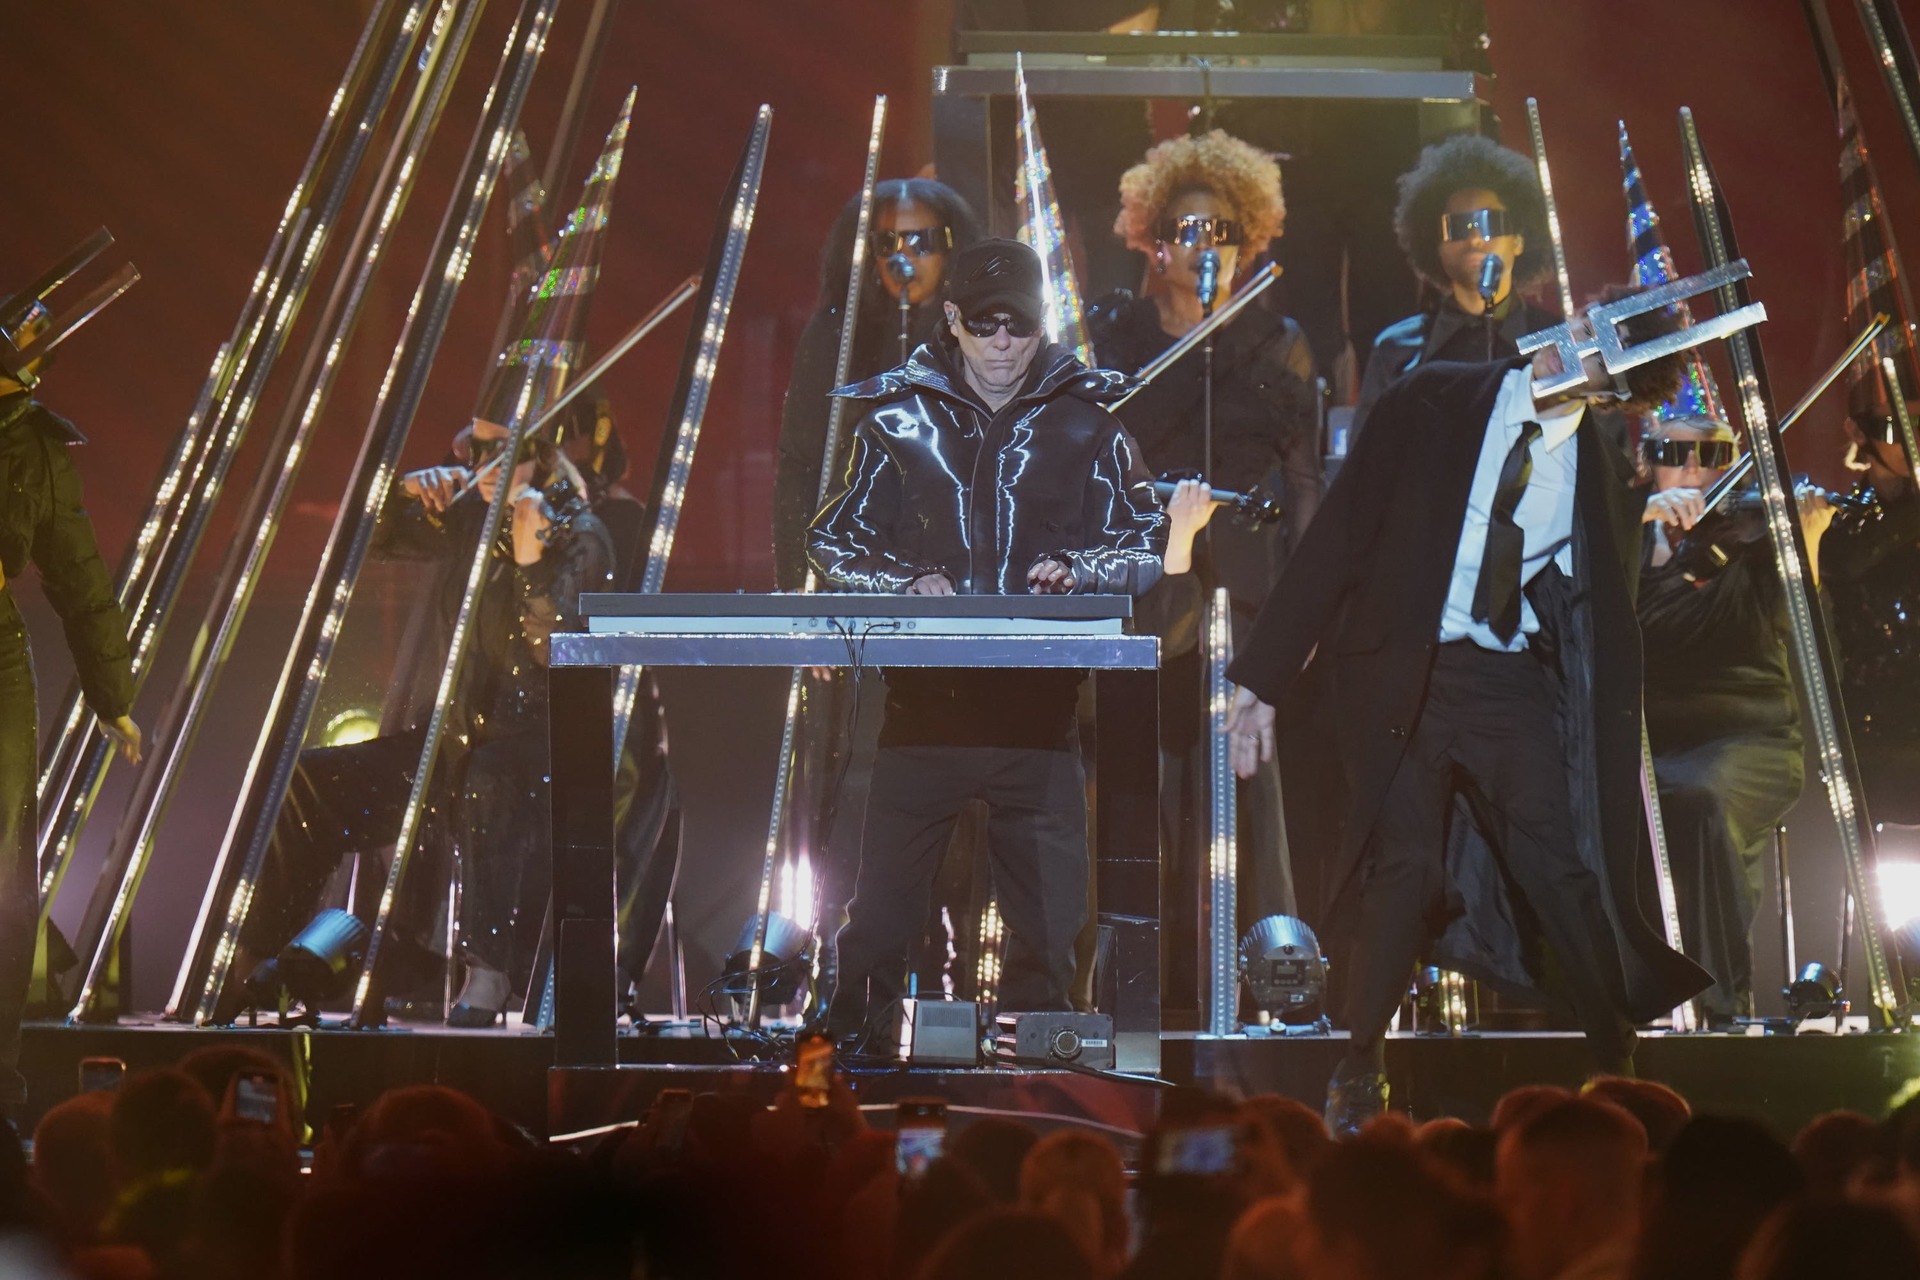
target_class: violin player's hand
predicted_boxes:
[509,486,552,565]
[1644,486,1706,530]
[402,465,471,515]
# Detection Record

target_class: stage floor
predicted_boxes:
[21,1016,1920,1142]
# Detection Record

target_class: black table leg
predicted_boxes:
[551,664,617,1066]
[1094,665,1159,1073]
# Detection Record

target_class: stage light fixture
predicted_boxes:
[320,707,382,747]
[719,912,813,1013]
[1237,915,1327,1024]
[1783,961,1845,1022]
[244,908,370,1012]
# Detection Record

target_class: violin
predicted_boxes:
[1666,477,1835,584]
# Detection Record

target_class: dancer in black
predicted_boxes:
[0,300,140,1105]
[811,239,1164,1047]
[1352,135,1559,440]
[1227,293,1713,1132]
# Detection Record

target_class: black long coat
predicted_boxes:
[1229,358,1709,1021]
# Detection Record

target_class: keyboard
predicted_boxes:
[581,592,1132,637]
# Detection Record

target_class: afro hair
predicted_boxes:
[1393,134,1550,289]
[1115,130,1285,256]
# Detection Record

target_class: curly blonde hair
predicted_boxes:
[1114,130,1285,256]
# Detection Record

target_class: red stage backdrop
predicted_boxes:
[15,1,1920,599]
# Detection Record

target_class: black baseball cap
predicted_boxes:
[947,238,1044,328]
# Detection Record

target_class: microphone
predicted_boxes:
[1477,253,1504,309]
[1197,249,1220,318]
[886,253,915,286]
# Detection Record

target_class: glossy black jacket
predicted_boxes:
[808,340,1166,596]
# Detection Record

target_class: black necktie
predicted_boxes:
[1471,419,1542,643]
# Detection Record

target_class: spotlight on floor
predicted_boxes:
[719,912,814,1013]
[320,707,382,747]
[243,908,369,1014]
[1783,961,1845,1022]
[1238,915,1327,1024]
[280,908,370,1001]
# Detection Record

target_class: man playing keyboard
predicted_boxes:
[808,238,1165,1050]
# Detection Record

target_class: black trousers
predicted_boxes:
[0,599,38,1103]
[828,738,1089,1040]
[1655,731,1803,1019]
[1343,643,1636,1069]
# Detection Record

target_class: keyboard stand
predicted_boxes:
[548,626,1162,1073]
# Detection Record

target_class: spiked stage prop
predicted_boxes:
[32,1,438,1001]
[1527,100,1707,1031]
[58,0,486,1024]
[547,106,775,1062]
[1837,80,1920,474]
[1676,106,1907,1024]
[745,97,888,1036]
[1013,54,1093,368]
[168,0,563,1027]
[1620,125,1731,432]
[342,90,641,1029]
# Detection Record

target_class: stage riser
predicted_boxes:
[1167,1032,1920,1135]
[22,1025,1919,1142]
[546,1063,1161,1151]
[17,1023,732,1136]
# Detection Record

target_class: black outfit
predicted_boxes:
[237,481,616,1000]
[0,391,133,1102]
[1821,479,1920,825]
[776,296,982,1000]
[1640,529,1804,1020]
[1089,290,1319,1015]
[1351,295,1560,442]
[810,340,1164,1037]
[1228,359,1709,1069]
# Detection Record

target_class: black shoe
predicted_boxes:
[1324,1062,1389,1138]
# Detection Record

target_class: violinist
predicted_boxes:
[1821,388,1920,825]
[219,417,614,1027]
[1638,416,1825,1023]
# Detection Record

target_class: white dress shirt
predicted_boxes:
[1438,366,1586,652]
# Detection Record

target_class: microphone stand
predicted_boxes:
[1198,249,1219,486]
[887,253,915,364]
[1478,253,1505,362]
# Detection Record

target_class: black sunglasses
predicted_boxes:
[958,311,1041,339]
[1441,207,1516,243]
[870,226,953,258]
[1154,214,1244,248]
[1642,438,1738,468]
